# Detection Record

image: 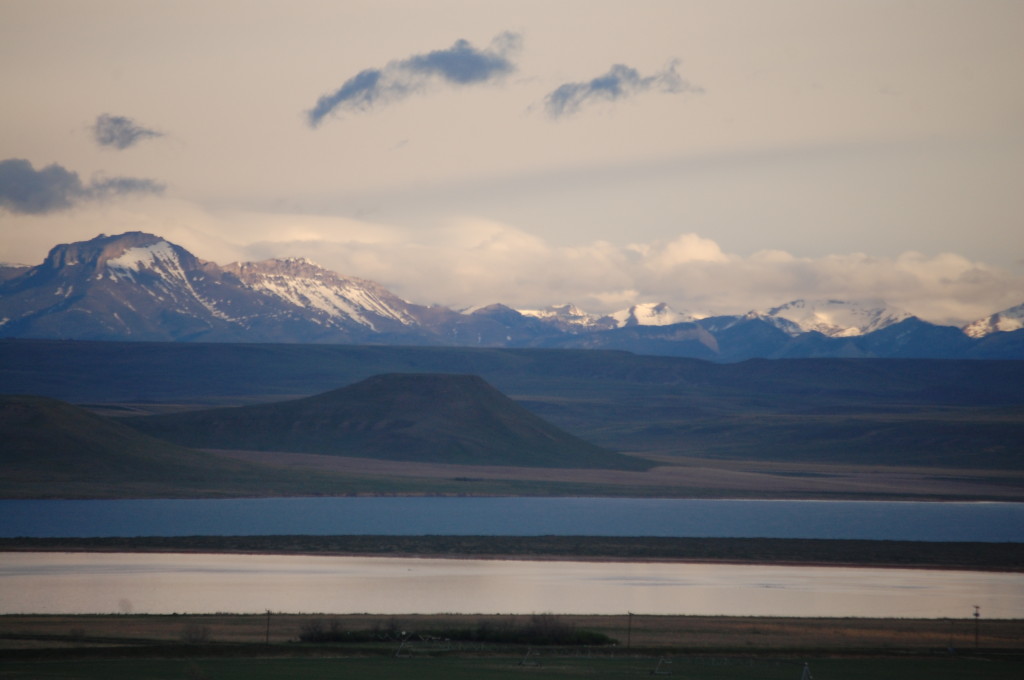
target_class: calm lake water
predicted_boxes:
[2,498,1022,541]
[2,552,1021,618]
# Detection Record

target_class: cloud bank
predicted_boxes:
[0,158,164,214]
[307,32,521,126]
[93,114,163,149]
[213,216,1020,327]
[3,200,1018,326]
[545,60,700,117]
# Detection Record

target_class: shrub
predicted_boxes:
[180,624,211,644]
[299,615,616,647]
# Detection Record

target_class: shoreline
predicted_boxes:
[3,535,1021,572]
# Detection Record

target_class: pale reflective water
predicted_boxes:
[2,552,1021,618]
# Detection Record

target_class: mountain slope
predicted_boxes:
[761,299,912,337]
[0,394,338,497]
[963,302,1024,338]
[0,232,433,343]
[5,341,1023,472]
[0,232,234,340]
[127,373,648,470]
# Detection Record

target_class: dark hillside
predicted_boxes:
[127,373,646,470]
[3,340,1023,469]
[0,395,364,498]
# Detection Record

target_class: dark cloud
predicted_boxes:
[0,158,164,214]
[87,176,166,198]
[93,114,163,149]
[544,61,700,118]
[308,32,520,127]
[0,159,81,214]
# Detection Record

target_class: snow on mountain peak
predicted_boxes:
[227,257,416,329]
[105,240,187,282]
[519,301,697,330]
[610,302,695,328]
[759,298,912,337]
[518,303,610,328]
[963,301,1024,338]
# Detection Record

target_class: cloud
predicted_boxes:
[201,215,1022,326]
[7,201,1018,327]
[0,158,164,215]
[92,114,163,149]
[307,32,520,126]
[544,60,700,117]
[87,176,166,199]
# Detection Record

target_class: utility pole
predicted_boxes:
[973,606,980,648]
[265,610,271,645]
[626,612,633,651]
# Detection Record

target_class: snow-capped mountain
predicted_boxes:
[0,232,429,342]
[1,232,1021,359]
[517,301,694,331]
[609,302,696,327]
[222,257,418,332]
[757,299,913,337]
[963,302,1024,338]
[517,303,618,332]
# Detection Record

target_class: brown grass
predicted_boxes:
[2,613,1021,653]
[215,449,1024,501]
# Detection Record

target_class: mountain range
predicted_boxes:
[2,231,1022,360]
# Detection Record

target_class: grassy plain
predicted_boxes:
[214,449,1024,501]
[2,614,1022,679]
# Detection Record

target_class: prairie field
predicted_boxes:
[2,613,1022,679]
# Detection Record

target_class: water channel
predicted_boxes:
[3,497,1022,541]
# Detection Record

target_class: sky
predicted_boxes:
[1,0,1022,326]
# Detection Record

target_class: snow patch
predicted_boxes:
[246,274,415,329]
[519,303,607,328]
[761,299,911,337]
[106,242,188,283]
[105,241,235,321]
[610,302,694,328]
[963,302,1024,337]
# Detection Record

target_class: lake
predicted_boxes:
[2,497,1022,541]
[2,552,1020,618]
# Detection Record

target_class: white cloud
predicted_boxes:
[628,233,729,268]
[3,199,1021,326]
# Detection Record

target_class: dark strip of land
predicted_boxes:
[2,535,1020,572]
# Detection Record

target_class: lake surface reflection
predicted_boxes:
[2,497,1022,541]
[2,552,1021,618]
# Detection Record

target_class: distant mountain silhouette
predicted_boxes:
[128,373,648,470]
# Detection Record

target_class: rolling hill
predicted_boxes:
[3,340,1022,478]
[125,373,647,470]
[0,394,351,498]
